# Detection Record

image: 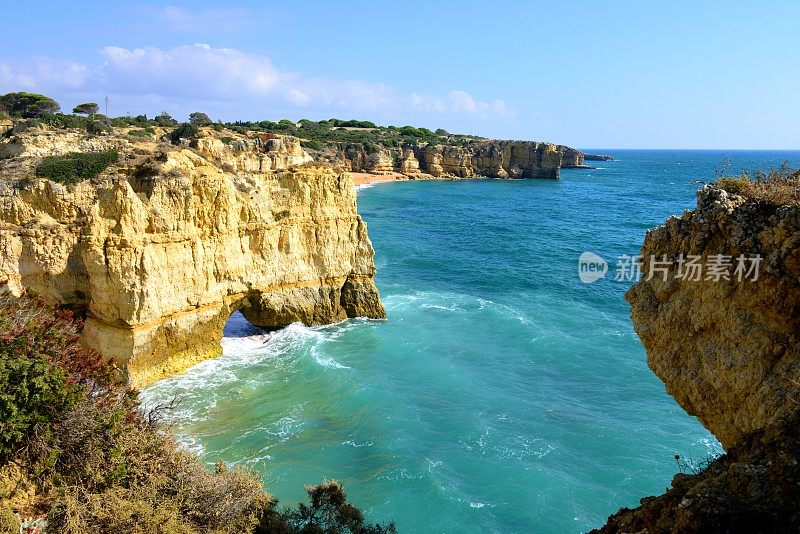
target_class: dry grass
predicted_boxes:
[716,164,800,206]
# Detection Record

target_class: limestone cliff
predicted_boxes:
[596,183,800,532]
[0,128,385,387]
[627,185,799,449]
[330,140,582,179]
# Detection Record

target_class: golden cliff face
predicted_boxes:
[626,185,800,449]
[0,129,385,387]
[338,140,568,179]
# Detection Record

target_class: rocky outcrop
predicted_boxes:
[194,134,313,172]
[559,146,585,168]
[583,153,614,161]
[0,129,385,387]
[597,184,800,532]
[626,185,800,449]
[337,140,572,179]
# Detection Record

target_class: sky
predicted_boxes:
[1,1,798,149]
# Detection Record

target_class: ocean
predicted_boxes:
[141,150,800,533]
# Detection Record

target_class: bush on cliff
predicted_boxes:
[716,163,800,205]
[35,150,119,185]
[189,112,213,126]
[0,290,394,533]
[41,113,89,130]
[170,122,200,144]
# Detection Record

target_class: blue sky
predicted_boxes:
[1,1,798,148]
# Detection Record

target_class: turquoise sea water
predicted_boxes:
[142,150,800,533]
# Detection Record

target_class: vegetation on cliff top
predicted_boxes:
[0,290,395,533]
[716,163,800,206]
[0,93,60,119]
[0,91,485,152]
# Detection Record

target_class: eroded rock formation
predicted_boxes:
[0,129,385,387]
[627,186,800,449]
[596,184,800,532]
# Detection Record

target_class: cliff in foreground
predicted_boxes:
[0,126,385,387]
[597,176,800,532]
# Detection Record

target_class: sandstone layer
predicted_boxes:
[0,128,385,387]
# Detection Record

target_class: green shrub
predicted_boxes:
[301,140,325,151]
[219,136,235,144]
[0,504,19,532]
[716,176,751,195]
[86,119,112,135]
[0,292,119,462]
[35,150,119,185]
[42,113,89,129]
[169,123,200,144]
[128,128,155,138]
[257,481,396,533]
[156,112,177,127]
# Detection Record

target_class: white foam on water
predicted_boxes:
[140,317,337,419]
[311,348,350,369]
[343,438,374,448]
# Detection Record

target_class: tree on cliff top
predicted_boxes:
[156,111,177,126]
[189,111,212,126]
[0,92,60,118]
[72,102,99,117]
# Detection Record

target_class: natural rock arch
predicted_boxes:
[0,132,385,387]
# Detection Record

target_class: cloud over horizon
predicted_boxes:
[0,43,515,125]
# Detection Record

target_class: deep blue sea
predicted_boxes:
[142,150,800,533]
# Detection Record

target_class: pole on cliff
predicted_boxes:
[104,95,109,117]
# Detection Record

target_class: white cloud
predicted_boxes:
[0,44,514,124]
[411,90,515,120]
[0,58,90,92]
[99,44,283,97]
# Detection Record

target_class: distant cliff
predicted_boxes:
[597,181,800,532]
[0,127,385,387]
[324,140,586,179]
[583,153,613,161]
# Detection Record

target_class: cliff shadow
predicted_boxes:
[222,309,268,339]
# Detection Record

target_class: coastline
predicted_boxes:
[348,171,409,188]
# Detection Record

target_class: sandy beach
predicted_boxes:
[348,171,409,187]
